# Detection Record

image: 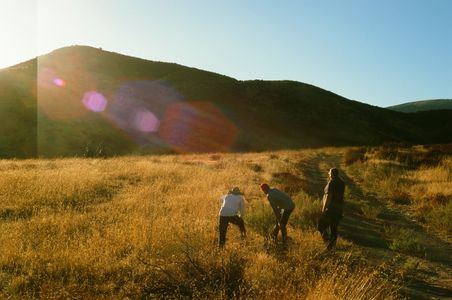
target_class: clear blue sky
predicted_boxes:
[1,0,451,107]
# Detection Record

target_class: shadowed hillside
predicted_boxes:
[388,99,452,113]
[0,59,37,158]
[1,45,451,157]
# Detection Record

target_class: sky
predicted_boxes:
[0,0,451,107]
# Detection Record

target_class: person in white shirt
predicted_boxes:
[218,187,246,247]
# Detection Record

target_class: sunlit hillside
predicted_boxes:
[1,145,450,299]
[1,45,452,158]
[388,99,452,113]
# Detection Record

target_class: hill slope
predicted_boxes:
[1,45,451,158]
[387,99,452,113]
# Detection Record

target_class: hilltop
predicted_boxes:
[387,99,452,113]
[1,45,451,158]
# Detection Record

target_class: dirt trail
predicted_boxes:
[298,152,452,300]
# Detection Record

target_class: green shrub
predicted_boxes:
[245,204,275,237]
[291,199,322,230]
[289,192,322,229]
[386,227,424,255]
[426,202,452,233]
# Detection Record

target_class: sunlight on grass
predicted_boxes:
[3,147,442,298]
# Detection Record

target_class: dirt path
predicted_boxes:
[298,152,452,300]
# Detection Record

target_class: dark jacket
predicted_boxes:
[267,188,295,211]
[323,177,345,216]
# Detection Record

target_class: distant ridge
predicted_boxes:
[387,99,452,113]
[1,45,451,158]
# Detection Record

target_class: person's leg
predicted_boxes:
[271,212,281,241]
[318,213,331,243]
[279,208,293,243]
[327,218,339,250]
[230,216,247,239]
[218,216,229,247]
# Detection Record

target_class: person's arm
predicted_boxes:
[322,193,332,212]
[270,201,282,221]
[239,196,245,217]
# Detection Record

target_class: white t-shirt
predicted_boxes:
[219,194,245,217]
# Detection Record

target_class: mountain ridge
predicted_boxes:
[387,99,452,113]
[1,45,451,158]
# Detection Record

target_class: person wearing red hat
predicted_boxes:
[260,183,295,244]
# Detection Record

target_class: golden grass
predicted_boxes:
[346,147,452,239]
[1,149,403,298]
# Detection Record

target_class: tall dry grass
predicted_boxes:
[0,149,400,299]
[345,145,452,240]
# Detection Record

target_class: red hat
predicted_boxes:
[260,183,270,191]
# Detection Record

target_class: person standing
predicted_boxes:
[260,183,295,244]
[218,187,246,247]
[318,168,345,250]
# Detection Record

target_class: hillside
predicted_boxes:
[387,99,452,113]
[1,45,451,158]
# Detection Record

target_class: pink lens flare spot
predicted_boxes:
[53,78,66,87]
[82,91,108,112]
[134,110,160,132]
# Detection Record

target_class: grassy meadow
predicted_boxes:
[0,145,451,299]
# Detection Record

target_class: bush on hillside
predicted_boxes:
[343,147,367,165]
[386,227,425,255]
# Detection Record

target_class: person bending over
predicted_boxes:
[260,183,295,244]
[218,187,246,247]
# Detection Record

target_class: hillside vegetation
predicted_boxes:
[1,145,450,299]
[1,45,451,158]
[388,99,452,113]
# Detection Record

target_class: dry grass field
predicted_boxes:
[0,145,450,299]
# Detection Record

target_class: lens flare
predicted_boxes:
[38,67,57,89]
[53,78,66,87]
[82,91,108,112]
[134,110,160,132]
[106,80,184,147]
[159,101,239,153]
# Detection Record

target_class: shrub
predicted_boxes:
[271,172,305,194]
[251,164,263,172]
[141,245,249,299]
[361,204,381,219]
[343,147,367,165]
[429,193,450,206]
[245,204,275,237]
[386,227,424,255]
[389,191,411,205]
[426,202,452,233]
[291,199,322,230]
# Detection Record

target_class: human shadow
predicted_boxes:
[297,152,452,299]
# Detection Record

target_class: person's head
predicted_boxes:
[229,187,243,195]
[260,183,270,194]
[329,168,339,179]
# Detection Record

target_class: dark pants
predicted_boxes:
[219,216,246,247]
[318,211,341,250]
[271,208,294,243]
